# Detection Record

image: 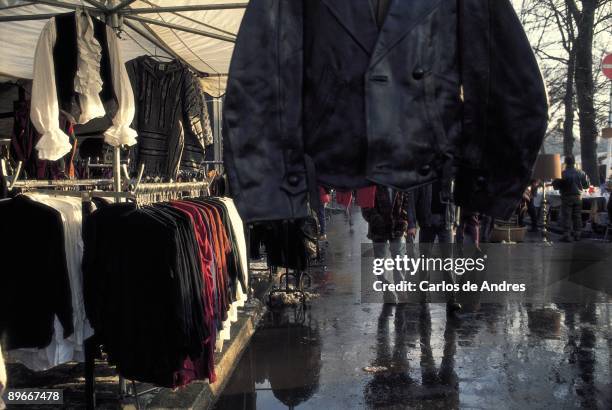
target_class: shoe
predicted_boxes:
[446,302,462,315]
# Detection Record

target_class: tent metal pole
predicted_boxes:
[123,19,176,56]
[83,0,108,10]
[108,0,137,13]
[120,3,248,14]
[29,0,101,13]
[0,13,67,21]
[125,14,235,43]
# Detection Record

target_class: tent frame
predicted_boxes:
[0,0,245,41]
[0,0,246,75]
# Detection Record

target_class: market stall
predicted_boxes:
[0,2,257,409]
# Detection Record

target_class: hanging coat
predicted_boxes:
[223,0,549,223]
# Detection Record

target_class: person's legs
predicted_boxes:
[517,206,526,227]
[372,241,389,259]
[436,224,453,244]
[419,226,437,243]
[528,202,538,231]
[373,241,396,303]
[389,237,406,284]
[317,203,327,238]
[561,197,572,240]
[459,213,480,245]
[572,196,583,240]
[389,237,405,258]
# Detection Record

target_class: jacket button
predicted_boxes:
[413,67,425,80]
[419,165,431,176]
[287,174,300,186]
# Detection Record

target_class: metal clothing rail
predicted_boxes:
[12,178,114,188]
[133,181,209,193]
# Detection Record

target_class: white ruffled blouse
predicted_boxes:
[30,12,137,161]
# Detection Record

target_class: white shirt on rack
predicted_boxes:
[8,195,93,370]
[30,12,137,161]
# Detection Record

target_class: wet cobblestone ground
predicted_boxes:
[214,209,612,410]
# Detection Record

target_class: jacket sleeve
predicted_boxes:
[30,18,73,161]
[454,0,549,219]
[182,72,211,149]
[223,0,308,223]
[103,25,137,147]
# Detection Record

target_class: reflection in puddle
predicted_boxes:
[214,309,321,409]
[214,212,611,409]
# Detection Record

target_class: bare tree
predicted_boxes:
[517,0,612,183]
[571,0,600,183]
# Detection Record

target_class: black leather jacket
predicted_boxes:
[223,0,549,222]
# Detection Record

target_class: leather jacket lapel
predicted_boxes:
[321,0,379,55]
[369,0,442,68]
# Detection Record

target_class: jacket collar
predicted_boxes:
[321,0,441,66]
[321,0,379,55]
[369,0,441,67]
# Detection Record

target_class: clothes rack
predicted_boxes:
[1,6,232,407]
[4,153,212,409]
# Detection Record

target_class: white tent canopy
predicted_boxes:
[0,0,247,96]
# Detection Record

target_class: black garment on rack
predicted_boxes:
[0,195,74,349]
[126,56,211,179]
[83,203,207,387]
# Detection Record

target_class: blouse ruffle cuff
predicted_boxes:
[35,128,72,161]
[104,124,138,147]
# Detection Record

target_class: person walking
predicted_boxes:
[559,156,590,242]
[527,179,541,232]
[413,180,462,314]
[362,185,416,303]
[318,187,331,240]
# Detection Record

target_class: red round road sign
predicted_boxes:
[604,54,612,80]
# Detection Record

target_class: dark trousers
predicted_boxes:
[527,201,539,230]
[561,195,582,238]
[317,204,327,235]
[419,214,452,244]
[419,224,452,244]
[419,218,455,302]
[456,213,479,245]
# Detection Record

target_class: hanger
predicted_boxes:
[151,47,174,62]
[0,159,22,191]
